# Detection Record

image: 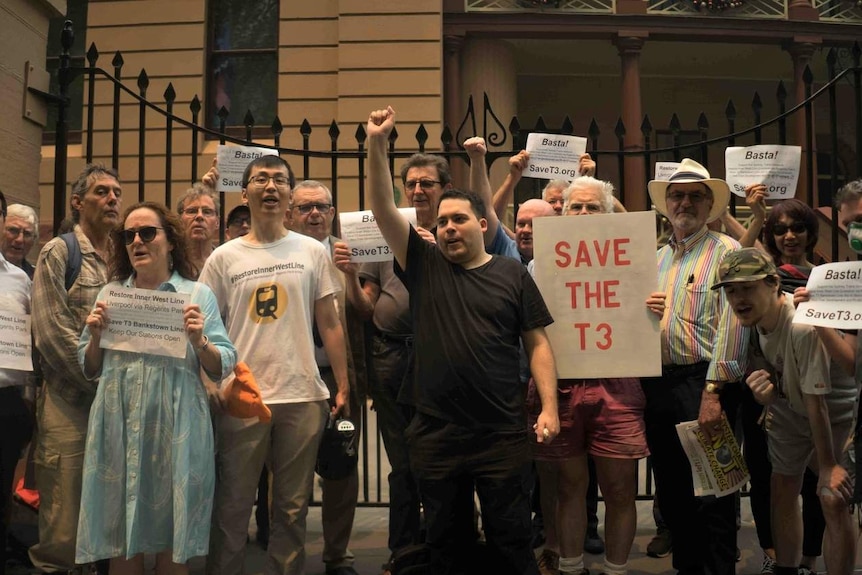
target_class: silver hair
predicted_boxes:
[6,204,37,228]
[292,180,333,205]
[563,176,616,214]
[541,179,569,201]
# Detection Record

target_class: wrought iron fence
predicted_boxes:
[46,20,862,503]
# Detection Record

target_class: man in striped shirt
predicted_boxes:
[642,159,748,575]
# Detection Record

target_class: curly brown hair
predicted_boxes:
[109,202,197,282]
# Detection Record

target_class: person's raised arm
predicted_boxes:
[737,184,767,249]
[464,137,500,246]
[492,150,529,223]
[367,107,410,270]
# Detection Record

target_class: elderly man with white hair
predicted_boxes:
[3,203,38,278]
[530,175,648,575]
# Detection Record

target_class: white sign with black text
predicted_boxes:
[524,133,588,181]
[793,261,862,329]
[725,145,801,200]
[216,144,280,192]
[339,208,418,263]
[100,286,190,359]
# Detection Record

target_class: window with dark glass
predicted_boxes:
[44,0,88,144]
[207,0,278,133]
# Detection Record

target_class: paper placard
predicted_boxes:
[339,208,417,263]
[725,145,801,199]
[100,286,190,359]
[524,133,588,181]
[793,261,862,329]
[676,418,750,497]
[216,144,280,192]
[532,211,661,378]
[654,161,680,181]
[0,312,33,371]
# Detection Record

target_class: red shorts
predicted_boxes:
[526,377,649,461]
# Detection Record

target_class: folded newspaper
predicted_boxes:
[675,418,750,497]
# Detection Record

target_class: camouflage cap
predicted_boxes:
[711,248,778,290]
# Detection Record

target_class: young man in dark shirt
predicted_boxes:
[365,105,560,575]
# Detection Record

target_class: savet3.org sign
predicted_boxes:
[532,211,661,379]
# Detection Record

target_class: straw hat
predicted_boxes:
[648,158,730,224]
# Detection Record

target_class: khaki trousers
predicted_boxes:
[29,385,90,573]
[206,400,327,575]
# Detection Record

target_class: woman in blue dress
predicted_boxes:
[76,201,236,574]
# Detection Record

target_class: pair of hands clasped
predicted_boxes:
[86,301,209,350]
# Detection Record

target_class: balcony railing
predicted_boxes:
[466,0,862,21]
[814,0,862,21]
[465,0,614,14]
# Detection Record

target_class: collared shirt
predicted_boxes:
[0,252,32,389]
[657,226,748,383]
[32,225,109,407]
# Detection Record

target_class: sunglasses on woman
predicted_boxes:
[122,226,163,245]
[772,221,807,236]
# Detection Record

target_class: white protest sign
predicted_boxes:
[216,144,280,192]
[655,162,680,181]
[725,145,801,200]
[339,208,417,263]
[524,133,588,181]
[0,312,33,371]
[532,211,661,378]
[793,261,862,329]
[100,286,190,359]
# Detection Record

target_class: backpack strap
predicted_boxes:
[60,232,82,292]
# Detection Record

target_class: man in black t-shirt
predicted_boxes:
[366,106,560,575]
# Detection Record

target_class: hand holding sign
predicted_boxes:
[86,301,109,341]
[183,304,206,349]
[745,184,768,221]
[201,158,219,190]
[333,241,358,275]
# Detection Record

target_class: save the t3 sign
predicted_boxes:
[532,211,661,378]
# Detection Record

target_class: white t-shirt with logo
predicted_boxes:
[200,232,338,404]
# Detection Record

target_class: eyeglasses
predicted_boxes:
[5,226,35,240]
[229,216,251,227]
[249,174,291,189]
[567,203,602,214]
[772,221,807,236]
[122,226,163,245]
[666,191,710,204]
[404,179,441,191]
[293,203,332,215]
[182,206,217,218]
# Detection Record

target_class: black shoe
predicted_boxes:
[646,528,672,558]
[584,530,605,555]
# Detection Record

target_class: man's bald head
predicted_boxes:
[515,199,556,262]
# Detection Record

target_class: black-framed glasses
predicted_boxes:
[293,203,332,215]
[182,206,217,218]
[249,174,290,189]
[772,221,807,236]
[5,226,35,240]
[666,191,709,204]
[122,226,163,245]
[404,179,441,191]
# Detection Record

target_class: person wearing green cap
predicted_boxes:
[713,247,856,575]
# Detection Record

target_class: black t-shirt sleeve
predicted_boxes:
[519,264,553,332]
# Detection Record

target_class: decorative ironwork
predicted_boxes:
[814,0,862,22]
[647,0,785,17]
[466,0,614,14]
